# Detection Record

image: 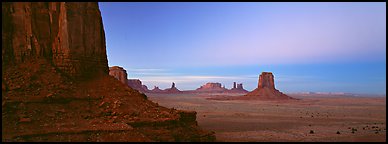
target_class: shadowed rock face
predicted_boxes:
[2,2,108,78]
[245,72,294,100]
[109,66,128,85]
[127,79,149,93]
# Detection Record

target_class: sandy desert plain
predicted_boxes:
[147,93,386,142]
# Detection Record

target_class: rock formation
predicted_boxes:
[258,72,275,89]
[237,83,243,89]
[230,82,248,93]
[245,72,294,100]
[2,2,215,142]
[164,82,182,93]
[149,86,164,93]
[127,79,149,93]
[196,82,228,93]
[147,82,182,94]
[109,66,128,85]
[2,2,108,78]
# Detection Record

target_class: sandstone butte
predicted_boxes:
[164,82,182,93]
[229,82,249,93]
[245,72,295,100]
[206,72,295,101]
[2,2,215,142]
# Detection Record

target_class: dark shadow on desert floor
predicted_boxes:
[147,93,386,142]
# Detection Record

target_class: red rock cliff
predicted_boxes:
[109,66,128,85]
[2,2,108,78]
[258,72,275,89]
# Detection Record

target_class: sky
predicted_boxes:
[99,2,386,95]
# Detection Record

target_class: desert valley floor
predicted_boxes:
[148,94,386,142]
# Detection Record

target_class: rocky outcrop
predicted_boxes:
[2,2,108,78]
[192,82,247,94]
[258,72,275,89]
[196,83,228,93]
[149,86,164,93]
[147,82,182,94]
[2,2,215,142]
[164,82,182,93]
[198,83,222,90]
[127,79,149,93]
[245,72,294,100]
[230,82,248,93]
[109,66,128,85]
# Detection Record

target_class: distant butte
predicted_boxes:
[229,82,249,93]
[196,82,228,93]
[245,72,295,100]
[207,72,296,101]
[164,82,182,93]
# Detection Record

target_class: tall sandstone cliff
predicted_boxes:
[2,2,214,142]
[2,2,108,78]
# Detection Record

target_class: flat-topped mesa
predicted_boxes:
[127,79,149,93]
[195,82,228,93]
[197,82,222,90]
[258,72,275,89]
[108,66,128,85]
[2,2,108,78]
[245,72,295,100]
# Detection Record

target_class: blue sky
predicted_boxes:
[99,2,386,94]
